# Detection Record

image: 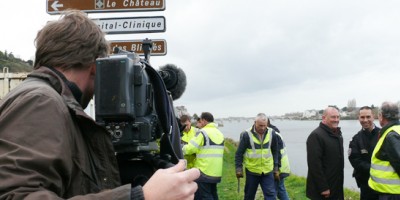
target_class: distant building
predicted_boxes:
[302,109,318,119]
[339,110,348,118]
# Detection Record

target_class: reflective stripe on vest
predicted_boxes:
[369,125,400,194]
[243,128,274,174]
[276,132,290,174]
[195,129,224,177]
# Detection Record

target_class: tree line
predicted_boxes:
[0,50,33,72]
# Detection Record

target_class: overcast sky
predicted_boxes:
[1,0,400,118]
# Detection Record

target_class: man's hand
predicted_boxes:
[236,169,243,178]
[143,160,200,200]
[321,189,330,198]
[273,171,280,181]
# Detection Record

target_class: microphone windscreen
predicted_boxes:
[159,64,187,100]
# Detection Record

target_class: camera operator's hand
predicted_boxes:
[143,160,200,200]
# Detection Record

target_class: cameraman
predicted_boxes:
[0,10,199,200]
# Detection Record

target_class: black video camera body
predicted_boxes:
[95,52,161,154]
[94,49,184,186]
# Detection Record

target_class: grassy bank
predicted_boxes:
[217,138,360,199]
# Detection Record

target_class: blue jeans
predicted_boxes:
[244,171,276,200]
[195,182,218,200]
[275,178,290,200]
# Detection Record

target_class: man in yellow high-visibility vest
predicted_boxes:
[180,114,197,169]
[368,101,400,199]
[182,112,225,200]
[267,118,290,200]
[235,113,280,200]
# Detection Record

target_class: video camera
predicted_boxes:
[94,41,186,186]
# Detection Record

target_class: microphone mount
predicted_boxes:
[142,38,153,63]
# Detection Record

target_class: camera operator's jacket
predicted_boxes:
[0,67,136,199]
[182,122,224,183]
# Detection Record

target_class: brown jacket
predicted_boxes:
[0,67,132,199]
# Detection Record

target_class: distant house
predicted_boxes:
[339,110,348,118]
[302,109,318,119]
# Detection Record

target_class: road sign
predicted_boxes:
[92,16,165,34]
[110,39,167,56]
[47,0,165,14]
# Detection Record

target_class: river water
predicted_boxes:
[218,119,362,190]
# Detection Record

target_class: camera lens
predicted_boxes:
[114,129,123,138]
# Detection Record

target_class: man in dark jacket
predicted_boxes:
[0,10,199,200]
[306,106,344,200]
[348,106,380,200]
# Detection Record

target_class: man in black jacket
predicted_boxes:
[306,106,344,200]
[348,106,380,200]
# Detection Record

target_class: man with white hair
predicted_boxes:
[306,106,344,200]
[235,113,280,200]
[369,101,400,199]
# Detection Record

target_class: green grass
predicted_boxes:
[217,138,360,199]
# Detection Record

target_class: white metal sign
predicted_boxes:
[92,16,166,34]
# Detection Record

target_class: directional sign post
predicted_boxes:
[110,39,167,56]
[47,0,165,14]
[93,16,165,34]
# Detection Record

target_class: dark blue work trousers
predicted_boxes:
[379,194,400,200]
[359,182,378,200]
[195,182,218,200]
[244,171,276,200]
[275,178,290,200]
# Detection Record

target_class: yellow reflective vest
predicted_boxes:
[182,123,224,179]
[181,126,197,169]
[276,132,291,174]
[368,125,400,194]
[182,126,197,144]
[243,128,274,174]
